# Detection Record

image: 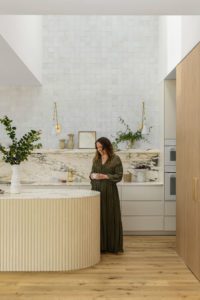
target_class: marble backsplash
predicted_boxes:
[0,149,161,184]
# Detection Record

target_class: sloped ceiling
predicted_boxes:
[0,35,41,86]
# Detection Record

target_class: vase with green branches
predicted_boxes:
[114,117,145,149]
[0,116,42,193]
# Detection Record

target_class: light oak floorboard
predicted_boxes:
[0,236,200,300]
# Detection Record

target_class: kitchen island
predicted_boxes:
[0,189,100,271]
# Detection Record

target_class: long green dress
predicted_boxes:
[90,154,123,253]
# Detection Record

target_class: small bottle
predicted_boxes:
[67,169,74,182]
[59,139,65,149]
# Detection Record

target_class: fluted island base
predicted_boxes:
[0,189,100,271]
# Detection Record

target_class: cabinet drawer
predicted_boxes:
[64,185,80,189]
[78,185,91,190]
[164,216,176,231]
[121,186,164,201]
[164,201,176,216]
[121,201,163,216]
[122,216,163,231]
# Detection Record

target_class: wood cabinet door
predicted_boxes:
[176,42,200,279]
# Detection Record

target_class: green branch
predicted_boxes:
[114,117,145,145]
[0,116,42,165]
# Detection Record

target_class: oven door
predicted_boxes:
[165,172,176,201]
[165,145,176,166]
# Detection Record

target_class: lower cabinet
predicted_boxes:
[164,201,176,231]
[121,185,165,233]
[122,216,164,231]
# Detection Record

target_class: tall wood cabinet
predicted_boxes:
[176,42,200,280]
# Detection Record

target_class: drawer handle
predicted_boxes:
[192,177,198,202]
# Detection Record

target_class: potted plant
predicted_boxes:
[0,116,42,193]
[114,117,145,149]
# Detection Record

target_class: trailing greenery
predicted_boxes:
[114,117,144,146]
[0,116,42,165]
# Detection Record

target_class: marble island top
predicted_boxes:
[0,181,163,187]
[0,189,100,200]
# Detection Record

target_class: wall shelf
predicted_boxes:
[32,148,160,154]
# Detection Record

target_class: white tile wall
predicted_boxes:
[0,16,159,149]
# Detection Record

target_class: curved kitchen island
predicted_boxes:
[0,189,100,271]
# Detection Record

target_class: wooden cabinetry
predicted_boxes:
[176,42,200,280]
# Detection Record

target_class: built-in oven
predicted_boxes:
[164,139,176,201]
[165,165,176,201]
[165,139,176,166]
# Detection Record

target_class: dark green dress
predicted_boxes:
[90,154,123,253]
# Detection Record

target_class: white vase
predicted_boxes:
[10,164,21,194]
[126,140,135,149]
[135,169,146,182]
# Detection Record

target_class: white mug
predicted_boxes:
[91,173,98,179]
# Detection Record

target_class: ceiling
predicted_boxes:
[0,35,41,85]
[0,0,200,15]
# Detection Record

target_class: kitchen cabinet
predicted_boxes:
[122,185,164,201]
[164,202,176,231]
[121,185,164,232]
[176,42,200,279]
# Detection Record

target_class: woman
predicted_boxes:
[90,137,123,253]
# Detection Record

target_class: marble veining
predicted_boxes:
[0,149,161,184]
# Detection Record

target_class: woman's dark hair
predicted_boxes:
[94,137,114,161]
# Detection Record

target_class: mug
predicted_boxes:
[91,173,98,179]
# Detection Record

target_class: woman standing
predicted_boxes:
[90,137,123,253]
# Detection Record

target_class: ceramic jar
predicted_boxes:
[66,134,74,149]
[59,139,65,149]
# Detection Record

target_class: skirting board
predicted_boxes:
[123,231,176,236]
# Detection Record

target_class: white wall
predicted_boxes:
[164,80,176,139]
[181,16,200,57]
[0,15,42,83]
[159,15,200,80]
[0,16,160,149]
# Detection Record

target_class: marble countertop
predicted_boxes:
[0,188,100,200]
[0,181,163,187]
[31,148,160,154]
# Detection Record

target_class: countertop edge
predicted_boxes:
[0,182,164,187]
[30,149,161,154]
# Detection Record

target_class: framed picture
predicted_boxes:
[78,131,96,149]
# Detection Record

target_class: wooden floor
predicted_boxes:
[0,236,200,300]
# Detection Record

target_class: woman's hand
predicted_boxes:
[96,173,108,180]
